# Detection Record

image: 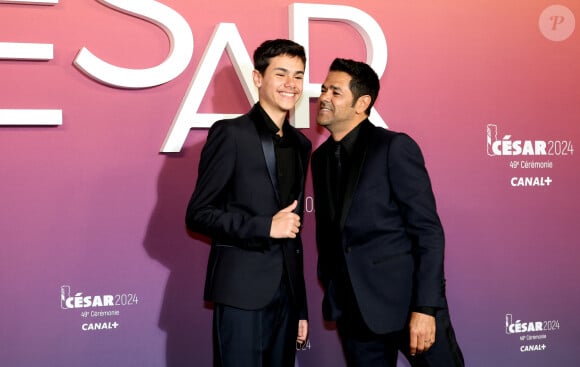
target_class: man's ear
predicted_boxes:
[252,69,262,88]
[355,95,371,115]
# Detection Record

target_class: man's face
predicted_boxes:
[317,71,357,134]
[253,55,304,118]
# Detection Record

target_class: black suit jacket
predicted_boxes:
[186,104,311,320]
[312,120,446,334]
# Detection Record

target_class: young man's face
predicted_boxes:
[253,54,304,119]
[317,71,358,135]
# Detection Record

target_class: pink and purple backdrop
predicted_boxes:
[1,1,579,366]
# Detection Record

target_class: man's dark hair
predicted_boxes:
[253,39,306,75]
[329,58,380,115]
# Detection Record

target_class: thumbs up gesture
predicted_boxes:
[270,200,301,239]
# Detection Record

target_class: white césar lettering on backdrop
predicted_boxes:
[74,0,194,88]
[0,2,388,153]
[289,3,387,129]
[0,0,61,125]
[160,22,257,153]
[163,3,388,152]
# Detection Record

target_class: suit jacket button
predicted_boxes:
[345,247,351,253]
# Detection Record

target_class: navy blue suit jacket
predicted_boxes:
[312,120,446,334]
[186,104,311,320]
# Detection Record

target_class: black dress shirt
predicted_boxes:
[256,105,300,208]
[331,122,361,218]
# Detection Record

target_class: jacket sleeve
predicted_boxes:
[185,121,272,250]
[387,133,446,309]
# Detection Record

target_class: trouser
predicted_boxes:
[213,280,298,367]
[337,307,464,367]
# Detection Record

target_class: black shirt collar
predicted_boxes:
[255,103,286,138]
[333,121,364,157]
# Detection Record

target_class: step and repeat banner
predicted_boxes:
[1,1,578,366]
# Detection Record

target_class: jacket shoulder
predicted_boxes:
[206,113,256,140]
[368,125,417,148]
[212,113,252,129]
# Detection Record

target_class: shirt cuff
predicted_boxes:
[413,306,437,316]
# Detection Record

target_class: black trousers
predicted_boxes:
[213,280,298,367]
[337,307,464,367]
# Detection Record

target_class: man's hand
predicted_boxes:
[270,200,300,239]
[409,312,436,356]
[297,319,309,345]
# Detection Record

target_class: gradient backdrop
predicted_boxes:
[1,1,579,366]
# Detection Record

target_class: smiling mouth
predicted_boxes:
[319,103,333,112]
[280,91,297,97]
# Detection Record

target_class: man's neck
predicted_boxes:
[330,119,365,142]
[258,102,286,136]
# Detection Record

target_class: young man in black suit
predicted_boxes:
[312,58,464,367]
[186,39,310,367]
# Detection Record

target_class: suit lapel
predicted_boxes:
[251,106,281,205]
[260,130,279,202]
[339,120,372,229]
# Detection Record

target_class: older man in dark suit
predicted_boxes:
[312,58,464,367]
[186,39,310,367]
